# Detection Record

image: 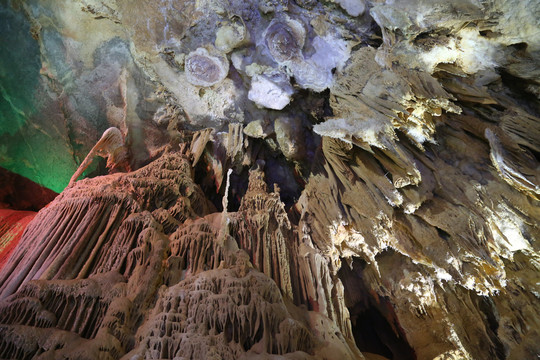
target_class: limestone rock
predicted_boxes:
[185,48,230,88]
[248,73,294,110]
[0,151,361,359]
[1,0,540,359]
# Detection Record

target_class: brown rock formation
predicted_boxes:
[1,0,539,359]
[0,150,362,359]
[1,117,539,358]
[0,210,36,271]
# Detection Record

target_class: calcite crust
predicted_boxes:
[0,0,539,359]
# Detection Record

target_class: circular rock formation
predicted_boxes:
[264,17,306,64]
[185,48,230,87]
[215,21,249,53]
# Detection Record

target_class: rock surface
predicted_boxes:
[0,0,539,359]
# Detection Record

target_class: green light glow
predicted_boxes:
[0,5,77,193]
[0,6,39,136]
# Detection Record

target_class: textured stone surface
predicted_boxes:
[0,210,36,271]
[0,0,539,359]
[0,152,361,359]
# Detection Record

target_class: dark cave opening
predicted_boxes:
[194,156,225,212]
[476,295,507,359]
[339,258,416,360]
[193,136,307,212]
[499,70,540,117]
[351,306,394,358]
[193,153,251,213]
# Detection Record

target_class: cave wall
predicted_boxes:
[0,0,539,359]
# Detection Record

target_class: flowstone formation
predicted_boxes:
[0,152,360,360]
[1,0,539,359]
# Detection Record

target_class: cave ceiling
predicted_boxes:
[0,0,539,359]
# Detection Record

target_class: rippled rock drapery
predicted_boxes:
[0,210,36,270]
[0,152,361,359]
[0,0,539,359]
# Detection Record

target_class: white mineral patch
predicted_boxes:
[334,0,365,17]
[310,35,351,73]
[154,58,243,125]
[488,202,531,256]
[290,35,350,92]
[433,349,473,360]
[399,271,437,312]
[420,28,500,74]
[313,116,391,147]
[404,125,428,145]
[435,267,453,282]
[248,74,294,110]
[291,60,333,92]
